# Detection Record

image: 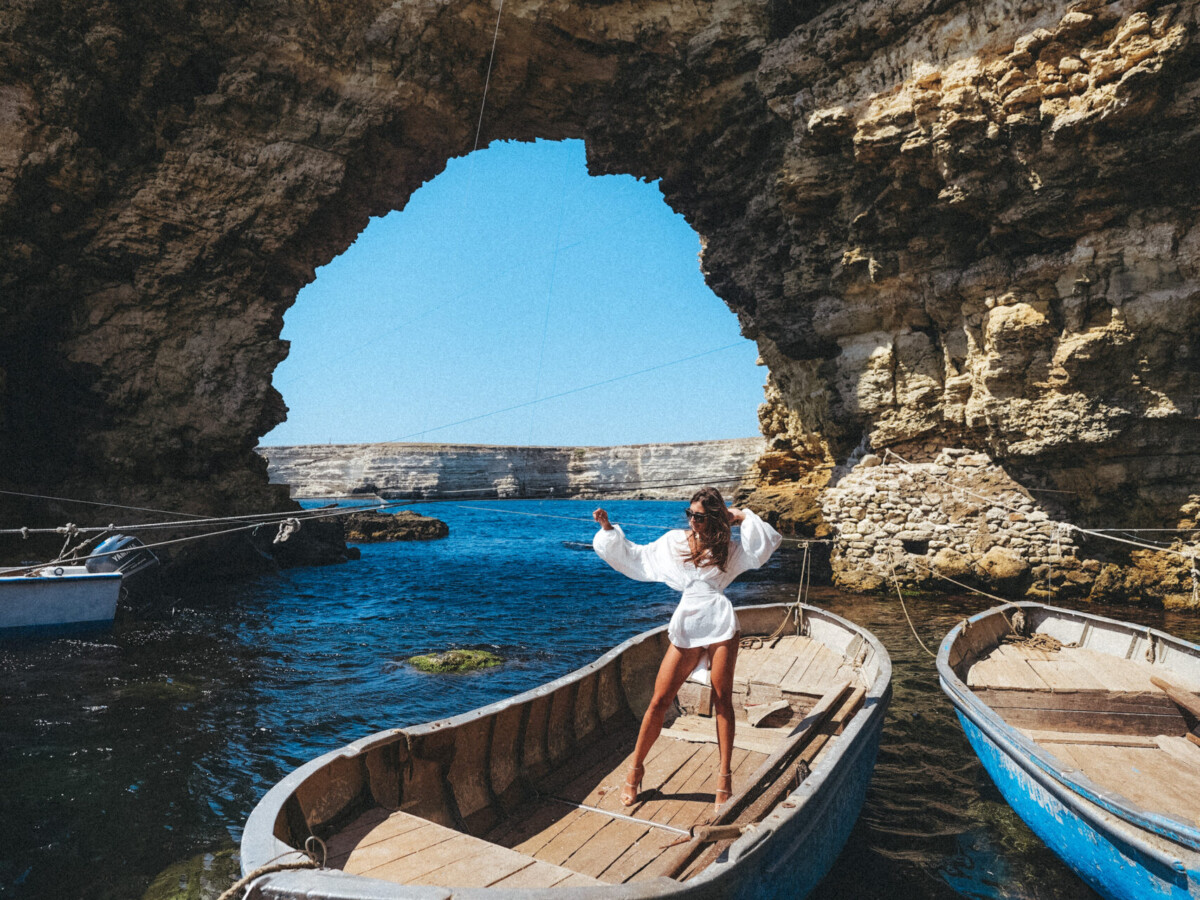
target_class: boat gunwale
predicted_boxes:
[241,601,892,897]
[936,600,1200,858]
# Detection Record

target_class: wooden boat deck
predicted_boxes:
[325,632,863,889]
[967,638,1200,827]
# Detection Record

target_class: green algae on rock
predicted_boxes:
[408,649,503,674]
[141,847,239,900]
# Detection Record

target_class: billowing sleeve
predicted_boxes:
[593,526,671,583]
[736,509,783,569]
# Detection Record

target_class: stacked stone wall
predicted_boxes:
[821,445,1200,609]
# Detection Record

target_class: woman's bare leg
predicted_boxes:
[630,642,705,770]
[709,636,740,803]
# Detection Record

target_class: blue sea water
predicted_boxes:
[2,499,1195,899]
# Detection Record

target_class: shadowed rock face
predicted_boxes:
[1,0,1197,537]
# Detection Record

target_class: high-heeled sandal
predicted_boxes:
[620,763,644,807]
[714,770,733,811]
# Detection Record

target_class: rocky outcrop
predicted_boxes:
[2,0,1198,600]
[260,439,765,500]
[343,509,448,542]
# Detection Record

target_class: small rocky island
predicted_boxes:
[407,649,503,674]
[343,510,448,542]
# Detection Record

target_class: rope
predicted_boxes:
[0,502,415,576]
[392,341,746,441]
[0,500,416,537]
[0,487,210,519]
[453,503,829,546]
[888,560,936,658]
[525,140,572,446]
[216,836,325,900]
[471,0,505,156]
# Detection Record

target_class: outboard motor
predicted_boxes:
[85,535,159,578]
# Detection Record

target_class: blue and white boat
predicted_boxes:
[239,602,891,899]
[0,535,157,631]
[939,602,1200,899]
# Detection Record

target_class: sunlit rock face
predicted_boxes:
[260,439,765,500]
[2,0,1197,548]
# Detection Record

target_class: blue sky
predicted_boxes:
[261,139,766,447]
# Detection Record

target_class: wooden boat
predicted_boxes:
[239,602,891,898]
[938,602,1200,900]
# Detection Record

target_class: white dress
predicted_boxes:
[593,509,783,649]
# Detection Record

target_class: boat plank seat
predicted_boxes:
[330,809,603,888]
[968,638,1200,736]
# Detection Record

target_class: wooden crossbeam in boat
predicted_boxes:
[975,688,1189,736]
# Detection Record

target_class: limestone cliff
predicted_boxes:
[2,0,1197,598]
[261,438,765,500]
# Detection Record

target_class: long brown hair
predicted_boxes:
[682,486,731,571]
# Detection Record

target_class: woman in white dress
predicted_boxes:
[592,486,783,812]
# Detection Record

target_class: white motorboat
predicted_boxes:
[0,535,157,631]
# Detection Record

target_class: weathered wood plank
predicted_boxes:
[488,860,581,888]
[413,845,534,888]
[1061,648,1156,693]
[364,833,478,882]
[1064,745,1200,820]
[661,715,787,755]
[790,646,842,696]
[1022,730,1162,748]
[572,732,675,809]
[341,821,452,875]
[1026,659,1106,692]
[776,640,823,694]
[532,810,612,867]
[591,737,699,815]
[559,819,650,879]
[1152,675,1200,719]
[751,641,805,687]
[512,807,586,856]
[629,742,716,824]
[1155,735,1200,769]
[968,649,1046,690]
[732,647,773,692]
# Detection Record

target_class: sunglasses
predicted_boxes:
[684,509,709,522]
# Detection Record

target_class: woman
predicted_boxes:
[592,486,782,812]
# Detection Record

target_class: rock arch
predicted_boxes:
[2,0,1198,550]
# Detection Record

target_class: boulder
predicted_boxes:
[976,547,1031,586]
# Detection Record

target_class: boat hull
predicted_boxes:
[0,570,121,630]
[953,704,1197,900]
[939,603,1200,900]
